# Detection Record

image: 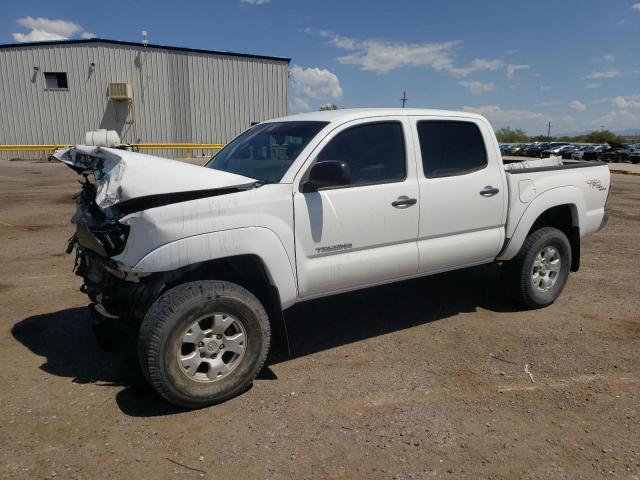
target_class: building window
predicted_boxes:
[44,72,68,90]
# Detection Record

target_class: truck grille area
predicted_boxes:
[71,176,130,257]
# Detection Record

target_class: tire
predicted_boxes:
[504,227,572,309]
[138,281,270,408]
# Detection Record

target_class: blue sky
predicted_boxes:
[1,0,639,134]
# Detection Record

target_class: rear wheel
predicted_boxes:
[504,227,572,309]
[138,281,270,408]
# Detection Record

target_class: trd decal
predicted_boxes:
[586,179,606,192]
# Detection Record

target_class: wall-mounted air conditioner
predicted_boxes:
[108,82,133,101]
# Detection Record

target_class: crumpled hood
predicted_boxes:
[53,146,258,215]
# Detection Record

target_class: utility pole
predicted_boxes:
[400,91,408,108]
[547,121,551,141]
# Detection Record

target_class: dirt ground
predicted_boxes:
[0,158,638,480]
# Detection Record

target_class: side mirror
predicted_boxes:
[303,160,351,192]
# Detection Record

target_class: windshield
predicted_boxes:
[205,121,328,183]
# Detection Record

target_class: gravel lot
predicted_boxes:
[0,158,638,479]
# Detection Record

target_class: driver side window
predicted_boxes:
[316,122,406,186]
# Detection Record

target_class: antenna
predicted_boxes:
[400,91,408,108]
[142,30,148,47]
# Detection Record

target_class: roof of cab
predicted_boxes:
[265,108,486,124]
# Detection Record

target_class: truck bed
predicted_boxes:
[499,159,610,261]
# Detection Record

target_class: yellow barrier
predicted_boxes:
[0,143,225,152]
[132,143,224,150]
[0,145,70,151]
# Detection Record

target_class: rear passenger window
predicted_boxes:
[417,121,487,178]
[317,122,406,186]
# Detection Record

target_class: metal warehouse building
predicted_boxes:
[0,38,290,158]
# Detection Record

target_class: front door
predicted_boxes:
[294,118,420,299]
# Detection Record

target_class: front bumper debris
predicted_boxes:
[73,247,155,321]
[70,177,130,258]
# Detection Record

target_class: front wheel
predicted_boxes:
[504,227,572,309]
[138,281,271,408]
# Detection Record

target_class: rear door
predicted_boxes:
[293,117,420,298]
[413,117,506,273]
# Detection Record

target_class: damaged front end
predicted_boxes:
[55,146,262,348]
[67,176,130,258]
[57,147,158,345]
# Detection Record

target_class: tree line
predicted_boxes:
[495,127,634,144]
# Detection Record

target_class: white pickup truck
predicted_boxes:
[55,108,611,408]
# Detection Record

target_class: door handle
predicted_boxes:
[391,196,417,208]
[479,186,499,197]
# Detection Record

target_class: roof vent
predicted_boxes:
[108,82,133,101]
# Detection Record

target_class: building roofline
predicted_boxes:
[0,38,291,63]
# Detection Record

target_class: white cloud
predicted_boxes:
[632,3,640,11]
[585,83,602,89]
[506,64,529,79]
[602,54,615,62]
[306,29,504,77]
[309,29,462,74]
[80,32,96,39]
[586,69,620,79]
[13,29,66,42]
[539,85,551,92]
[459,80,496,94]
[505,49,519,55]
[462,105,544,122]
[293,98,311,111]
[583,109,639,130]
[240,0,270,4]
[534,101,562,108]
[12,16,93,42]
[290,65,342,112]
[449,58,503,77]
[612,94,640,109]
[569,100,587,111]
[462,105,590,134]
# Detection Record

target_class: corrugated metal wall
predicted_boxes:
[0,42,289,159]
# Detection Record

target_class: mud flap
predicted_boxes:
[266,285,291,357]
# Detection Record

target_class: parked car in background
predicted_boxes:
[558,145,585,159]
[507,144,527,156]
[570,146,591,160]
[573,145,607,161]
[521,142,549,157]
[540,144,575,158]
[523,142,569,158]
[510,144,528,155]
[628,145,640,164]
[598,141,634,163]
[500,144,512,156]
